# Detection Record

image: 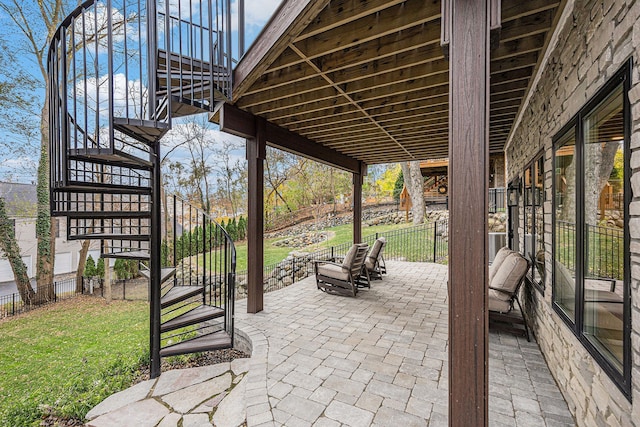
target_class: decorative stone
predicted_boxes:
[161,373,232,414]
[86,379,155,420]
[211,376,247,427]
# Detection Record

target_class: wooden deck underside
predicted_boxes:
[227,0,564,164]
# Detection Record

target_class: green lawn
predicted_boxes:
[0,298,149,426]
[231,221,414,271]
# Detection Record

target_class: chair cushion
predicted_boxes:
[341,245,359,271]
[369,238,385,259]
[490,252,528,301]
[488,295,512,313]
[365,257,375,270]
[317,263,350,281]
[489,247,514,284]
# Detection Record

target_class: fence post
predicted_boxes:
[12,293,15,316]
[53,281,57,302]
[203,212,207,305]
[433,221,438,263]
[292,256,296,284]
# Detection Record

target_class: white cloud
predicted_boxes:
[241,0,282,27]
[75,72,149,121]
[74,1,143,52]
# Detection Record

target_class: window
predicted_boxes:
[523,153,545,292]
[552,61,631,396]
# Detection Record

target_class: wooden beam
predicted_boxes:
[448,0,489,426]
[291,0,440,63]
[218,104,362,174]
[353,170,363,244]
[296,0,409,42]
[246,118,266,314]
[264,121,363,173]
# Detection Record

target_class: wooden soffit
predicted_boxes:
[228,0,565,165]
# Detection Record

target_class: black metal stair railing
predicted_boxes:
[48,0,234,207]
[158,195,236,356]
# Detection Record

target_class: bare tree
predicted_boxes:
[265,148,298,214]
[0,198,35,303]
[0,0,74,298]
[401,161,425,224]
[212,139,245,218]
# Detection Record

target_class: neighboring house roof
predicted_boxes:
[0,182,37,217]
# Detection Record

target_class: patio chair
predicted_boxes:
[365,237,387,280]
[488,250,531,341]
[315,243,370,297]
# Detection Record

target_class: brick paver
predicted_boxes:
[236,261,575,426]
[89,261,575,426]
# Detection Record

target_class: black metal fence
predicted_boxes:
[556,220,624,280]
[489,187,506,213]
[236,218,449,299]
[82,277,150,301]
[0,278,78,318]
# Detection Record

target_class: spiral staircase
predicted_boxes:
[48,0,237,378]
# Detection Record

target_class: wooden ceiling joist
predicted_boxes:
[225,0,565,165]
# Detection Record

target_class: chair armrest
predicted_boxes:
[488,286,514,297]
[314,260,343,268]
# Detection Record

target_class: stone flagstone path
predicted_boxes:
[86,359,250,427]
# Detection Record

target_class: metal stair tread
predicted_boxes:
[68,148,153,169]
[64,211,151,219]
[70,233,149,241]
[102,250,150,260]
[159,330,231,358]
[161,305,224,333]
[140,267,176,285]
[113,118,168,144]
[161,285,204,308]
[56,182,152,194]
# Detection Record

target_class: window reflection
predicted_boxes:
[554,129,576,322]
[582,85,625,370]
[524,155,544,290]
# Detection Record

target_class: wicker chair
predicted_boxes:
[314,243,370,297]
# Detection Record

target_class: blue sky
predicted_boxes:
[0,0,282,184]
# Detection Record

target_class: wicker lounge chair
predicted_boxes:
[488,247,531,340]
[315,243,369,297]
[365,237,386,280]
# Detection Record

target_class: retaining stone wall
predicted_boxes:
[505,0,640,424]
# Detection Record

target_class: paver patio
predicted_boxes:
[88,261,575,426]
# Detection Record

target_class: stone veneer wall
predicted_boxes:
[504,0,640,425]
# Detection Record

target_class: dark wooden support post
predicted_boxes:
[447,0,490,425]
[353,172,363,243]
[246,118,266,313]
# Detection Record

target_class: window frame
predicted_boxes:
[522,150,545,294]
[551,60,632,398]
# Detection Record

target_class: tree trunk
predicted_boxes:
[76,239,91,293]
[401,161,425,224]
[0,198,36,304]
[36,79,54,300]
[584,141,619,226]
[560,153,576,223]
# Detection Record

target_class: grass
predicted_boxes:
[0,297,149,426]
[231,221,415,271]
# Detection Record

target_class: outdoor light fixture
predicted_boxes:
[507,182,520,207]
